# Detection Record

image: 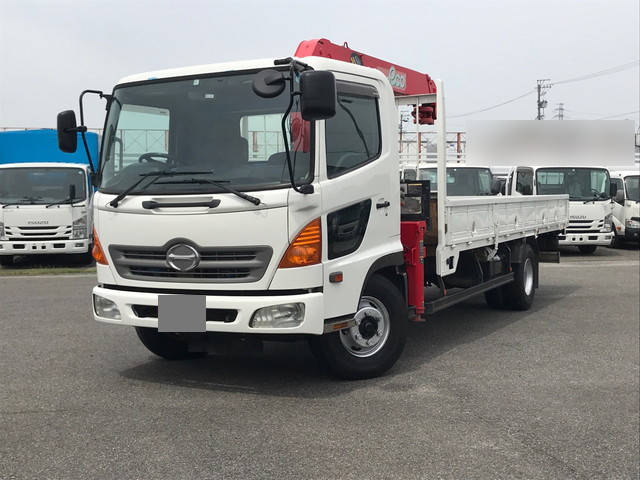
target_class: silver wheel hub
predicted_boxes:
[339,296,390,358]
[523,258,534,296]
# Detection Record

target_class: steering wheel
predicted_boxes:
[138,152,171,166]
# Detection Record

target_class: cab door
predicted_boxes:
[318,79,400,319]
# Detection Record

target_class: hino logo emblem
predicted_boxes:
[166,244,200,272]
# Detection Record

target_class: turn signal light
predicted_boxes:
[92,228,108,265]
[279,218,321,268]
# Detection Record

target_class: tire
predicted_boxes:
[578,245,597,254]
[309,274,408,380]
[610,232,623,248]
[0,255,14,267]
[503,244,537,311]
[484,287,506,309]
[135,327,202,360]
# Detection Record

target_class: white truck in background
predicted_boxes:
[55,38,568,379]
[0,130,96,266]
[466,120,636,254]
[609,170,640,246]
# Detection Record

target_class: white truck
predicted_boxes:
[0,130,96,265]
[55,39,569,378]
[466,120,637,254]
[610,170,640,246]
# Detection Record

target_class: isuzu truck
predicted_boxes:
[0,129,97,265]
[56,39,569,378]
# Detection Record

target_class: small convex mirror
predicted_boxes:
[57,110,78,153]
[252,69,286,98]
[300,71,336,121]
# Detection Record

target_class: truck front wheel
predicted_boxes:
[0,255,14,267]
[135,327,201,360]
[310,274,408,379]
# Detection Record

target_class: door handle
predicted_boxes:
[376,201,391,209]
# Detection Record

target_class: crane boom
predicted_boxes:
[294,38,437,124]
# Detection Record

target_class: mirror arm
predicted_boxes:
[279,66,313,195]
[77,90,109,175]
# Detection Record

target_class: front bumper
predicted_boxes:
[558,232,613,246]
[92,285,325,335]
[0,238,90,255]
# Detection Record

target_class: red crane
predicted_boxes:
[294,38,437,124]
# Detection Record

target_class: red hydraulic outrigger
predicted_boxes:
[295,38,435,320]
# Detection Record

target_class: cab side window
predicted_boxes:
[516,168,534,195]
[612,178,624,204]
[325,84,381,178]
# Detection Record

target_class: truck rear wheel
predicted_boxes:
[503,244,536,311]
[135,327,202,360]
[310,274,407,380]
[578,245,597,254]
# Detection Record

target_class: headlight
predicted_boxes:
[603,213,612,232]
[72,215,87,239]
[93,295,121,320]
[250,303,305,328]
[626,218,640,228]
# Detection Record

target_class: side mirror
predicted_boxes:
[252,69,286,98]
[300,71,336,121]
[69,184,76,200]
[615,189,624,203]
[57,110,78,153]
[610,182,617,197]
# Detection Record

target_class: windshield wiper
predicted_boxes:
[108,170,213,208]
[158,178,261,205]
[45,197,83,208]
[2,196,43,208]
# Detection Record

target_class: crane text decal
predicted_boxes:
[387,66,406,90]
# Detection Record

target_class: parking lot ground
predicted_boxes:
[1,246,638,479]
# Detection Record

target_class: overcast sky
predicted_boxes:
[1,0,638,132]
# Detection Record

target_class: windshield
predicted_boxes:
[410,167,493,195]
[0,167,87,205]
[625,175,640,202]
[536,168,610,201]
[100,71,312,195]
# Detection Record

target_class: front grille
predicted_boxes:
[109,244,272,283]
[566,219,603,234]
[4,225,72,240]
[131,304,237,322]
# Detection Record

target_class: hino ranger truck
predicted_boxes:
[0,129,97,265]
[56,39,569,378]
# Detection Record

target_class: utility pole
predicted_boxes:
[553,102,565,120]
[536,79,552,120]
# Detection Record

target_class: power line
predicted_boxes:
[448,60,639,119]
[551,60,639,86]
[448,89,535,118]
[597,110,640,120]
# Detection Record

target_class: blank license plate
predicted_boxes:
[158,295,205,332]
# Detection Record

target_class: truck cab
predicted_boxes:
[610,170,640,245]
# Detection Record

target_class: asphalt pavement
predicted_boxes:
[1,245,638,479]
